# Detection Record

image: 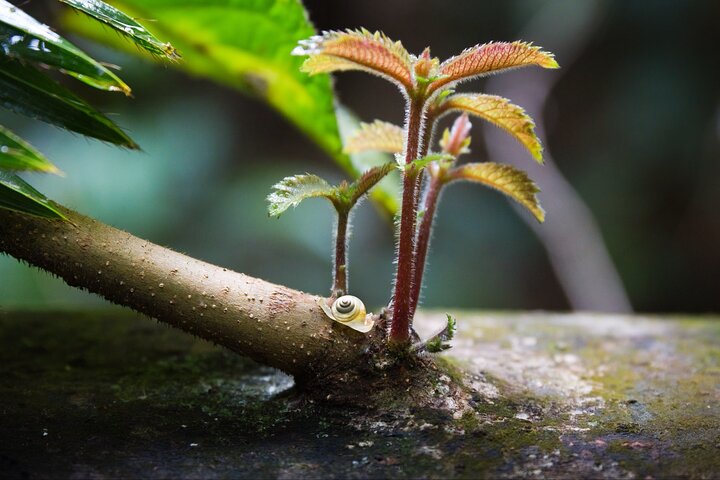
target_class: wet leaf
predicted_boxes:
[447,162,544,222]
[267,174,336,218]
[344,120,404,155]
[430,41,558,93]
[437,94,543,163]
[295,29,413,90]
[0,0,130,94]
[0,58,137,148]
[0,171,65,219]
[59,0,179,60]
[0,125,59,173]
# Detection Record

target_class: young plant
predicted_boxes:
[294,29,557,346]
[267,163,395,296]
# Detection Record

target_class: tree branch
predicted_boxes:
[0,206,371,378]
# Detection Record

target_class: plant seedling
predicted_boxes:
[271,29,557,350]
[268,163,395,296]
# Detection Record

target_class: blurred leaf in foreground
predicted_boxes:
[63,0,399,216]
[0,171,65,219]
[0,126,59,173]
[0,58,137,148]
[0,0,130,94]
[59,0,179,60]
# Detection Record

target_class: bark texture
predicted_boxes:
[0,207,372,377]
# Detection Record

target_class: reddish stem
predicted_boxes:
[389,96,425,344]
[411,113,433,215]
[332,211,349,295]
[409,172,443,316]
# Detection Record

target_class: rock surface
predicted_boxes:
[1,310,718,478]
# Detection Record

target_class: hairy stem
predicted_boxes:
[409,172,443,316]
[0,206,371,378]
[390,96,425,344]
[411,111,434,215]
[332,211,349,295]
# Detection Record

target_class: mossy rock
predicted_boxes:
[0,310,718,478]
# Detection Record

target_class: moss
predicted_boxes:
[2,310,719,478]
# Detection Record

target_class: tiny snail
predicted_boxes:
[319,295,375,333]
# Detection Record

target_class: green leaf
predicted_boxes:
[0,58,137,148]
[0,171,65,219]
[348,162,395,205]
[63,1,398,217]
[447,162,545,222]
[404,153,454,171]
[0,125,59,173]
[416,314,456,353]
[267,174,336,218]
[0,0,130,94]
[59,0,179,60]
[62,2,341,167]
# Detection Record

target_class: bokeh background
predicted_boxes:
[1,0,718,314]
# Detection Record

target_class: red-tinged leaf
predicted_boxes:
[344,120,404,154]
[294,29,413,90]
[439,114,472,157]
[446,163,544,222]
[437,94,543,163]
[430,41,558,92]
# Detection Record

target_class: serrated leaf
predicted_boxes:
[0,171,65,219]
[430,41,558,93]
[0,0,130,94]
[59,0,179,60]
[0,125,59,173]
[447,162,544,222]
[348,162,395,205]
[0,58,137,148]
[438,94,543,163]
[267,174,336,218]
[344,120,404,155]
[295,29,413,90]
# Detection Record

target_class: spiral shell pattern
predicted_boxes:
[332,295,366,322]
[319,295,374,333]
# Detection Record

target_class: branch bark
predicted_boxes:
[0,206,371,378]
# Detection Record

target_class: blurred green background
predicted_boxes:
[1,0,718,314]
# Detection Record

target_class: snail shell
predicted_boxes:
[319,295,374,333]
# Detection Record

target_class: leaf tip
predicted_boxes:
[543,56,560,69]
